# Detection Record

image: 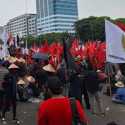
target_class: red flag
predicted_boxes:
[70,39,79,57]
[84,41,106,70]
[40,40,49,53]
[49,42,63,68]
[116,21,125,32]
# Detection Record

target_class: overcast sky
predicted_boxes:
[0,0,125,26]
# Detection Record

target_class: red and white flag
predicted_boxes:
[105,20,125,63]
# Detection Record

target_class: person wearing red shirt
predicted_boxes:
[38,76,88,125]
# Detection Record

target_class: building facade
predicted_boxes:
[36,0,78,35]
[5,14,37,37]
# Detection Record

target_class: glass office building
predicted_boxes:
[36,0,78,35]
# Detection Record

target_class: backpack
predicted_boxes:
[70,98,87,125]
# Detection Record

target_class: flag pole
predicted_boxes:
[105,62,112,96]
[25,0,29,72]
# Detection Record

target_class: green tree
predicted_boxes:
[75,16,111,42]
[36,32,69,45]
[22,35,36,47]
[22,33,70,47]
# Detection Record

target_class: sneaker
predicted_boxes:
[91,112,98,116]
[13,118,20,124]
[1,118,7,124]
[100,113,105,117]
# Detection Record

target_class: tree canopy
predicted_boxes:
[23,16,125,46]
[75,16,111,42]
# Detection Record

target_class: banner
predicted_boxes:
[105,20,125,63]
[0,29,10,58]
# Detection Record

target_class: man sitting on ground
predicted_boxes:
[112,81,125,104]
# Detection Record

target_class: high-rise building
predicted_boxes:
[5,14,37,37]
[36,0,78,35]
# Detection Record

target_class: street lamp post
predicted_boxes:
[26,15,29,49]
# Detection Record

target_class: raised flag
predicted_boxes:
[0,30,10,58]
[7,33,14,46]
[105,20,125,63]
[116,21,125,32]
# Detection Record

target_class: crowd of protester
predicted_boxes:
[0,55,124,125]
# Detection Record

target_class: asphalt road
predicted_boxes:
[1,95,125,125]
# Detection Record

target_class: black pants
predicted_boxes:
[0,90,4,111]
[82,86,90,109]
[28,84,40,97]
[2,96,17,119]
[69,81,90,109]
